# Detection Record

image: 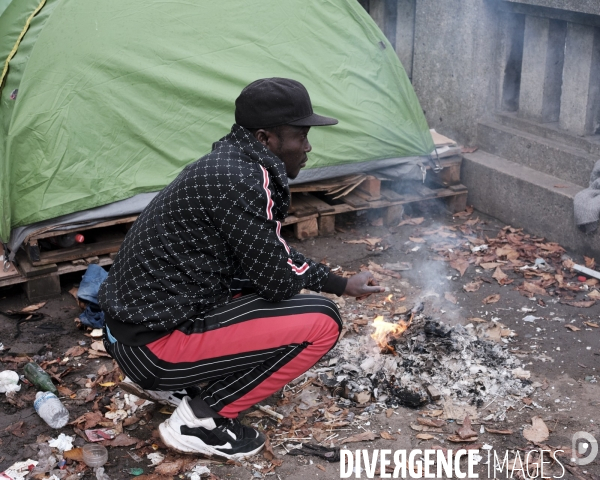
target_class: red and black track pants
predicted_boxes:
[104,293,342,418]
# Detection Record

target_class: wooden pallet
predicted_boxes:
[2,156,466,300]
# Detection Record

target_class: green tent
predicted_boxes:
[0,0,434,246]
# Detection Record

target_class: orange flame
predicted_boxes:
[385,294,393,302]
[370,315,411,353]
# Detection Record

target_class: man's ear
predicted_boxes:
[254,129,269,147]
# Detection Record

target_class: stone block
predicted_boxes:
[462,151,600,259]
[395,0,415,79]
[559,23,600,136]
[519,16,566,123]
[477,120,597,187]
[22,273,61,302]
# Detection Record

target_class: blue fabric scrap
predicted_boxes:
[77,264,108,304]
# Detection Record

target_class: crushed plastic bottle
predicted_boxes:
[24,362,58,394]
[34,391,69,428]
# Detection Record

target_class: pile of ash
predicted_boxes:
[318,310,533,413]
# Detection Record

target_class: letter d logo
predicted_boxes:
[572,432,598,466]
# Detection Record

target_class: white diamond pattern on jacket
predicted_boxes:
[98,125,330,336]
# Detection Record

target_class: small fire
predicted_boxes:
[370,315,411,354]
[385,294,393,302]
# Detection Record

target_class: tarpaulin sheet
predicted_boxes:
[0,0,434,243]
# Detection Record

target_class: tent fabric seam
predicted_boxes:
[0,0,46,93]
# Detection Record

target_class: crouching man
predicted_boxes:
[98,78,382,460]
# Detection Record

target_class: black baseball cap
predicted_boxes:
[235,77,338,129]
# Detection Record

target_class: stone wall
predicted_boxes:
[361,0,600,145]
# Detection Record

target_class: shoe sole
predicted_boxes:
[119,382,179,408]
[158,421,264,461]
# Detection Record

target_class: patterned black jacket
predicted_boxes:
[98,124,346,346]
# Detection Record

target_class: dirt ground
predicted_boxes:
[1,201,599,480]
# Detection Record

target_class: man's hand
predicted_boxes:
[343,271,385,298]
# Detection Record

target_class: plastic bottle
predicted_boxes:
[34,391,69,428]
[49,233,85,248]
[24,362,58,394]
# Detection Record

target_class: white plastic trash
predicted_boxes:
[0,370,21,394]
[34,391,69,428]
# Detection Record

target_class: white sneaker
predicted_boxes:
[159,396,265,460]
[119,377,199,408]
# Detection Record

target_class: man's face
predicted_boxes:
[262,125,312,179]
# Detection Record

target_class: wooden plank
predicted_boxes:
[356,175,381,200]
[32,237,124,266]
[342,192,369,208]
[296,194,335,214]
[0,244,20,280]
[28,215,139,241]
[282,213,318,226]
[23,273,61,302]
[318,216,335,236]
[16,251,58,278]
[294,217,318,240]
[430,157,462,186]
[445,192,468,214]
[289,194,319,218]
[411,183,436,197]
[289,174,366,193]
[384,205,405,226]
[380,188,404,202]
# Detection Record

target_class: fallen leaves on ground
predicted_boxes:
[523,416,549,443]
[483,294,500,304]
[492,267,512,285]
[380,431,395,440]
[450,259,469,277]
[463,281,482,292]
[565,325,581,332]
[562,300,596,308]
[417,418,445,428]
[340,431,377,444]
[5,421,25,437]
[416,433,435,440]
[456,416,477,440]
[444,292,458,304]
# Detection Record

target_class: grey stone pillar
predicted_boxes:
[370,0,386,32]
[395,0,416,79]
[519,16,566,123]
[559,23,600,136]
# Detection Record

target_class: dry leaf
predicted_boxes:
[492,267,511,285]
[386,409,393,418]
[63,448,84,462]
[71,411,103,430]
[102,433,141,447]
[450,259,469,277]
[5,421,25,437]
[447,435,478,443]
[463,281,482,292]
[523,417,549,443]
[19,302,46,313]
[468,317,487,323]
[417,418,445,428]
[409,237,426,244]
[562,300,596,308]
[584,321,599,328]
[457,416,477,439]
[584,256,596,269]
[416,434,435,440]
[588,290,600,300]
[397,217,424,227]
[522,282,548,296]
[483,294,500,304]
[64,346,86,357]
[380,431,395,440]
[316,465,326,472]
[480,262,503,270]
[522,398,533,405]
[565,325,581,332]
[444,292,458,304]
[341,431,376,444]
